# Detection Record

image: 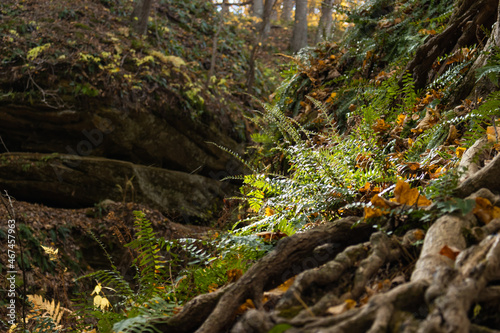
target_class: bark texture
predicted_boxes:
[315,0,335,44]
[280,0,293,22]
[290,0,308,53]
[405,0,498,91]
[131,0,154,35]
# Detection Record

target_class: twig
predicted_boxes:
[0,135,9,152]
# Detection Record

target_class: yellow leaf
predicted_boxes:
[91,283,102,296]
[486,126,500,143]
[41,245,59,261]
[265,207,275,216]
[394,180,431,206]
[364,195,391,219]
[473,197,500,224]
[396,114,406,126]
[93,295,111,311]
[456,147,466,158]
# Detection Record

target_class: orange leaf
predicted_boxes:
[487,126,500,143]
[372,119,391,133]
[364,194,391,219]
[359,182,371,193]
[473,197,500,224]
[439,245,460,261]
[394,180,431,206]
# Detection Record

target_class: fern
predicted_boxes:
[26,294,71,332]
[81,269,134,299]
[207,141,258,173]
[261,102,303,144]
[125,211,166,298]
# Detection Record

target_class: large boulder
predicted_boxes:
[0,104,243,177]
[0,152,237,223]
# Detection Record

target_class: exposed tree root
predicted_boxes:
[404,0,498,90]
[153,149,500,333]
[456,152,500,198]
[154,217,374,332]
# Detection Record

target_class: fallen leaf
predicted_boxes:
[412,107,440,132]
[445,125,459,144]
[413,229,425,240]
[235,299,255,315]
[326,299,357,315]
[264,277,296,298]
[372,119,391,133]
[393,179,431,206]
[486,126,500,143]
[439,245,460,260]
[256,231,288,242]
[473,197,500,224]
[265,207,275,216]
[359,182,371,193]
[456,147,466,158]
[226,269,243,283]
[396,114,406,126]
[364,194,392,219]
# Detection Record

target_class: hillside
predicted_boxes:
[2,0,500,332]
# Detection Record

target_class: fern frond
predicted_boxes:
[27,294,71,325]
[307,96,335,126]
[80,269,134,297]
[207,142,258,173]
[87,229,115,267]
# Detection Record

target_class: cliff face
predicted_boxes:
[0,103,244,222]
[0,0,251,221]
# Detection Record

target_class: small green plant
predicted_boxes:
[75,211,270,332]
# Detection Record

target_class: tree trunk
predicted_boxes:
[253,0,264,18]
[207,0,229,85]
[131,0,154,35]
[281,0,293,22]
[246,0,277,95]
[290,0,308,52]
[315,0,335,44]
[450,0,500,105]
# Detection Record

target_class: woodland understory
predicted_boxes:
[2,0,500,332]
[153,0,500,332]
